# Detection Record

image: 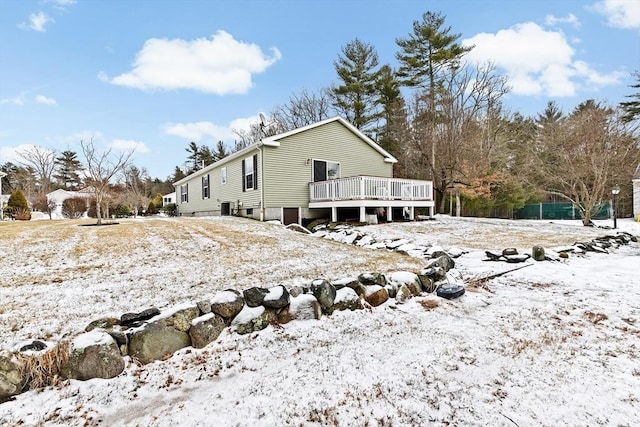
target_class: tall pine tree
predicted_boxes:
[54,150,83,190]
[330,38,381,138]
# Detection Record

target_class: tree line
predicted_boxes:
[1,139,174,223]
[177,12,639,224]
[3,10,639,225]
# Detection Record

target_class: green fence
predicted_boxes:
[514,202,610,220]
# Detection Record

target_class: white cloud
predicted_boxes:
[61,131,104,145]
[46,0,77,5]
[0,144,38,165]
[110,139,150,154]
[163,115,260,143]
[463,22,624,97]
[18,11,54,32]
[0,93,27,106]
[35,95,57,106]
[163,121,234,142]
[106,30,282,94]
[545,13,581,28]
[592,0,640,29]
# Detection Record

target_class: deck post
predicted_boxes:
[386,206,393,222]
[409,206,415,220]
[331,206,337,222]
[359,206,366,223]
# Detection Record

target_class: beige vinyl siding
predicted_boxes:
[263,121,392,207]
[175,150,262,215]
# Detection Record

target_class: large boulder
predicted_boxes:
[189,313,226,349]
[364,285,389,307]
[289,294,322,320]
[158,304,201,332]
[231,305,277,335]
[62,331,124,380]
[210,289,245,320]
[262,285,290,309]
[425,254,455,273]
[128,322,191,365]
[332,287,364,311]
[387,271,422,296]
[0,353,24,402]
[310,279,336,313]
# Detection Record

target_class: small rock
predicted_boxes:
[243,287,270,307]
[332,287,363,311]
[532,245,546,261]
[262,285,290,309]
[358,272,387,287]
[18,340,48,352]
[85,317,120,332]
[196,300,212,314]
[210,289,245,320]
[120,307,160,327]
[396,284,413,304]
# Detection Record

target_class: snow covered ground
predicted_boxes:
[1,215,639,426]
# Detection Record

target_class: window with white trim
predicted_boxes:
[313,160,340,182]
[221,167,227,185]
[180,184,188,203]
[202,174,210,199]
[242,154,258,191]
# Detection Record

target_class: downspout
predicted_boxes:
[258,144,265,221]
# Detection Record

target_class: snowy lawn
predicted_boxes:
[1,215,639,426]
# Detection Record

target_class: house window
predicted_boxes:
[313,160,340,182]
[202,174,210,199]
[180,184,188,203]
[221,167,227,185]
[242,154,258,191]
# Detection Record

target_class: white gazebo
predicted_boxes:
[0,170,6,220]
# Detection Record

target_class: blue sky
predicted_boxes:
[1,0,639,180]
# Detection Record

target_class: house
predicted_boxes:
[46,188,94,219]
[173,116,434,225]
[162,192,176,206]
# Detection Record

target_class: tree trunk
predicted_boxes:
[96,202,103,225]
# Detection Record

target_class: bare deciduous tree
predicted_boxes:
[272,87,333,130]
[80,138,134,225]
[122,165,150,217]
[531,101,640,225]
[17,146,57,196]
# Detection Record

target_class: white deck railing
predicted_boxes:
[310,176,433,202]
